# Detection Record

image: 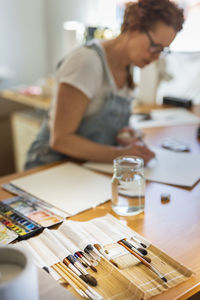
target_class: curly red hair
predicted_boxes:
[121,0,184,33]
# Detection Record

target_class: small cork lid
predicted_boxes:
[161,193,171,203]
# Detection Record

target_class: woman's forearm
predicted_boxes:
[51,133,124,163]
[51,132,155,164]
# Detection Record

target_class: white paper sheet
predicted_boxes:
[11,162,111,215]
[129,108,200,129]
[84,148,200,187]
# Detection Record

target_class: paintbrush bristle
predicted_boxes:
[90,265,98,272]
[110,259,119,268]
[80,274,89,283]
[82,262,88,268]
[43,266,50,274]
[131,237,147,248]
[143,256,151,263]
[162,276,167,283]
[85,274,97,286]
[141,242,147,248]
[94,244,101,251]
[138,248,148,256]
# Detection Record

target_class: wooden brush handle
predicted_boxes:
[60,262,89,289]
[118,240,150,268]
[53,264,83,293]
[57,263,87,291]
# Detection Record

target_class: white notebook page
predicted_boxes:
[84,148,200,187]
[11,162,111,215]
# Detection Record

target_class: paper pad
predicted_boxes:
[84,147,200,187]
[11,162,111,215]
[130,108,200,129]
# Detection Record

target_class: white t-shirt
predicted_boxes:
[49,40,132,127]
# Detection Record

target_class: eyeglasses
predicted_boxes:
[145,30,171,55]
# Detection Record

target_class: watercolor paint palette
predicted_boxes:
[0,221,18,245]
[0,202,43,240]
[3,196,63,227]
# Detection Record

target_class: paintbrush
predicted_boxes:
[61,263,102,300]
[63,256,97,286]
[43,229,97,286]
[53,229,98,272]
[59,221,102,264]
[118,240,167,283]
[103,214,148,248]
[74,253,88,268]
[123,238,148,255]
[81,251,98,266]
[74,251,97,272]
[63,253,97,285]
[84,244,101,261]
[53,264,88,298]
[94,244,119,267]
[121,239,151,263]
[94,244,109,257]
[131,236,147,248]
[40,232,89,284]
[54,262,103,300]
[59,252,88,283]
[53,264,97,299]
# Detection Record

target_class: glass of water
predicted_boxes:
[111,156,145,216]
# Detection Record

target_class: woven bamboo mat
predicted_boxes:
[69,257,144,300]
[104,243,193,300]
[61,243,192,300]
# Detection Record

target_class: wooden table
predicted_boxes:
[0,90,50,110]
[0,113,199,299]
[0,89,51,174]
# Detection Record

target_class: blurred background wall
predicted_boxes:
[0,0,47,89]
[0,0,199,176]
[0,0,117,89]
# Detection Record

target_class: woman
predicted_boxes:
[25,0,184,169]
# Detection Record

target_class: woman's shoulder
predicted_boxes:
[55,42,104,99]
[60,43,103,72]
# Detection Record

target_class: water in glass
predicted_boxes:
[111,156,145,216]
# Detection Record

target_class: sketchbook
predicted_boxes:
[11,162,111,216]
[84,147,200,187]
[129,108,200,129]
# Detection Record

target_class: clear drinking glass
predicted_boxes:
[111,156,145,216]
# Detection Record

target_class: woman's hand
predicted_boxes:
[122,139,155,165]
[116,127,143,146]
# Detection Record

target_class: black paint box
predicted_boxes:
[0,202,43,240]
[163,96,193,109]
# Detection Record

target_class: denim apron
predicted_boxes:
[25,42,132,169]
